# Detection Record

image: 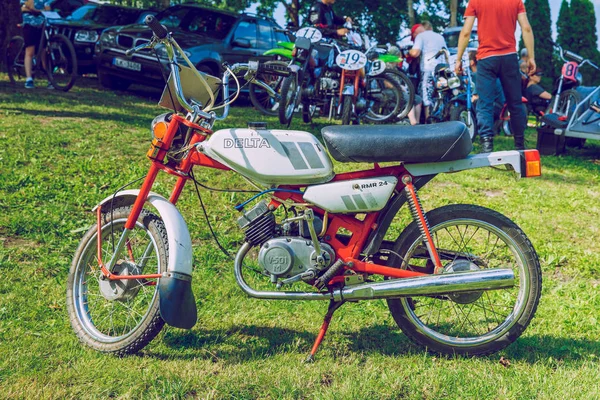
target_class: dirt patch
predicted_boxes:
[0,236,40,249]
[484,190,504,198]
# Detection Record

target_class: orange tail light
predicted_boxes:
[521,149,541,177]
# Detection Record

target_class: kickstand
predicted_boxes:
[305,299,345,363]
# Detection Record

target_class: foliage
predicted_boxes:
[1,75,600,398]
[522,0,554,81]
[567,0,600,85]
[556,0,573,49]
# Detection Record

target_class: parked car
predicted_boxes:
[442,26,478,56]
[94,4,284,90]
[51,2,154,74]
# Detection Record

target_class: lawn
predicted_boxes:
[1,76,600,399]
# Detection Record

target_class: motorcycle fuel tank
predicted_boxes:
[200,127,334,186]
[303,176,398,213]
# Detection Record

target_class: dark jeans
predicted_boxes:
[476,54,526,142]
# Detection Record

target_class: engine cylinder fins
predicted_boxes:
[237,201,277,247]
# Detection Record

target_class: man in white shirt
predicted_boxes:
[409,21,447,120]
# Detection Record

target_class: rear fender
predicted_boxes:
[93,189,197,329]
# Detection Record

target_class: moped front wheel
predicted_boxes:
[66,206,167,355]
[386,204,541,356]
[279,74,299,125]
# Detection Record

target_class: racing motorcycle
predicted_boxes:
[428,48,462,124]
[67,16,543,360]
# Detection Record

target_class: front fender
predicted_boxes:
[93,190,197,329]
[264,48,293,59]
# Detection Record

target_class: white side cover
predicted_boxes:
[93,190,193,276]
[200,128,334,186]
[303,176,398,213]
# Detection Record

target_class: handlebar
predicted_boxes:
[145,15,168,40]
[125,17,291,123]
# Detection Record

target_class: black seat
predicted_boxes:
[321,121,472,164]
[541,113,568,129]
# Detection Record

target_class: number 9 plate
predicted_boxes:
[336,50,367,70]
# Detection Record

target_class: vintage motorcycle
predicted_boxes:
[67,16,543,360]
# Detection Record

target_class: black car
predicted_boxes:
[51,3,154,74]
[94,4,288,90]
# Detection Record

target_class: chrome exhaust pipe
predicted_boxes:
[234,243,514,301]
[337,268,514,301]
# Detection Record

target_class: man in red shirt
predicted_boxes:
[455,0,536,152]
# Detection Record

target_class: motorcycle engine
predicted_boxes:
[320,77,339,91]
[237,201,335,282]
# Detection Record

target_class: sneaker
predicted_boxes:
[24,79,34,89]
[47,82,55,90]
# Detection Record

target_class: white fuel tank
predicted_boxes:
[303,176,398,213]
[200,127,334,186]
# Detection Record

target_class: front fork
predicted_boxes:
[97,162,164,281]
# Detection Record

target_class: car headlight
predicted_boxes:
[155,45,191,61]
[100,31,116,47]
[75,30,99,43]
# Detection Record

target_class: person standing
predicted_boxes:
[20,0,52,89]
[408,21,447,121]
[308,0,352,39]
[455,0,535,152]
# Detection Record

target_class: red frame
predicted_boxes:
[98,114,428,286]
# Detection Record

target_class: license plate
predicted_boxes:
[113,58,141,72]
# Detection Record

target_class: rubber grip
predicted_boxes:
[564,50,584,63]
[145,15,168,39]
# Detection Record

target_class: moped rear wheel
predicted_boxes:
[67,206,167,355]
[386,204,541,356]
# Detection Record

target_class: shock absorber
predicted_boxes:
[401,175,444,274]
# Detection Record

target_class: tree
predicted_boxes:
[568,0,600,84]
[522,0,554,80]
[556,0,574,49]
[0,0,22,72]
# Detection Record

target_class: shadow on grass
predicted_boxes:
[149,323,600,365]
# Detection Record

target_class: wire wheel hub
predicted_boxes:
[99,260,142,302]
[444,259,483,304]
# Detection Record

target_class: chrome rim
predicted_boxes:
[284,79,298,120]
[399,218,529,347]
[72,217,161,343]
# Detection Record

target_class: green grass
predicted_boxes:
[1,75,600,399]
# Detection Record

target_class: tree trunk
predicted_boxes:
[287,0,300,28]
[0,0,22,72]
[450,0,458,27]
[408,0,415,26]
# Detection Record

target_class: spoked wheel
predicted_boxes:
[66,206,167,355]
[46,34,78,91]
[6,36,26,85]
[363,73,404,124]
[249,60,287,116]
[385,70,415,120]
[279,74,300,125]
[386,204,541,356]
[450,103,477,140]
[341,95,353,125]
